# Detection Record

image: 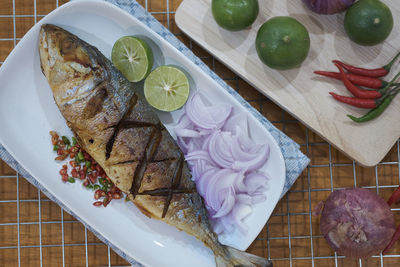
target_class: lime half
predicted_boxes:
[144,66,190,112]
[111,36,153,82]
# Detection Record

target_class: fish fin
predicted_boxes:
[215,246,273,267]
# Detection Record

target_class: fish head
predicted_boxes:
[39,24,103,106]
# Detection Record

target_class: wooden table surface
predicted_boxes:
[0,0,399,266]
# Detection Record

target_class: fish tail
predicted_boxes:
[215,246,273,267]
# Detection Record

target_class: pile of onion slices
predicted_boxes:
[175,93,271,234]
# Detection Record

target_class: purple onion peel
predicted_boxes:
[320,188,396,258]
[302,0,356,14]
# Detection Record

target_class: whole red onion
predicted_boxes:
[302,0,356,14]
[319,188,395,258]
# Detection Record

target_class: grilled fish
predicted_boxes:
[39,24,272,267]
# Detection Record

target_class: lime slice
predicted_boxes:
[144,66,190,112]
[111,36,153,82]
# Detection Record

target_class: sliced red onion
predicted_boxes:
[224,114,262,154]
[184,132,212,154]
[212,188,236,218]
[231,203,253,234]
[177,137,188,154]
[175,128,202,138]
[231,134,267,162]
[175,113,193,129]
[185,93,232,130]
[233,170,247,192]
[174,93,271,235]
[196,167,220,197]
[223,112,248,134]
[236,193,253,205]
[186,149,214,163]
[189,159,215,182]
[244,172,270,195]
[207,131,235,168]
[205,169,238,211]
[232,144,270,172]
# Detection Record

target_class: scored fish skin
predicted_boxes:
[39,24,272,267]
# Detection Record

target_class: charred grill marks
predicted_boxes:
[112,160,137,165]
[102,91,191,218]
[162,155,184,218]
[105,120,155,130]
[119,120,155,129]
[105,94,141,160]
[130,124,163,198]
[105,127,119,160]
[138,188,195,197]
[112,157,177,166]
[134,154,189,218]
[150,158,178,163]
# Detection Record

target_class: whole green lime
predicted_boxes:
[212,0,259,31]
[255,16,310,70]
[344,0,393,46]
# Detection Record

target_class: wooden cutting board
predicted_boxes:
[175,0,400,167]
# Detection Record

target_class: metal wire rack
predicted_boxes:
[1,0,400,266]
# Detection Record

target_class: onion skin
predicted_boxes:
[320,188,395,258]
[302,0,355,14]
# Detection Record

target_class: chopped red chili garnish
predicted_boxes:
[50,131,124,207]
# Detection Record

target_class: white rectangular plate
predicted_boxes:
[0,1,285,266]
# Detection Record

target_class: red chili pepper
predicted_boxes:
[336,64,382,99]
[79,170,86,180]
[383,224,400,255]
[329,92,378,108]
[55,155,68,161]
[94,189,104,200]
[61,175,69,182]
[52,138,58,146]
[387,186,400,206]
[103,196,111,207]
[314,71,388,89]
[110,186,117,194]
[333,51,400,78]
[93,201,103,207]
[95,164,102,172]
[113,193,122,199]
[71,168,78,178]
[83,152,91,160]
[88,173,97,184]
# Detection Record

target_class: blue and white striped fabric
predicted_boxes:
[0,0,310,265]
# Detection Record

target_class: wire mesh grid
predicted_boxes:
[0,0,400,266]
